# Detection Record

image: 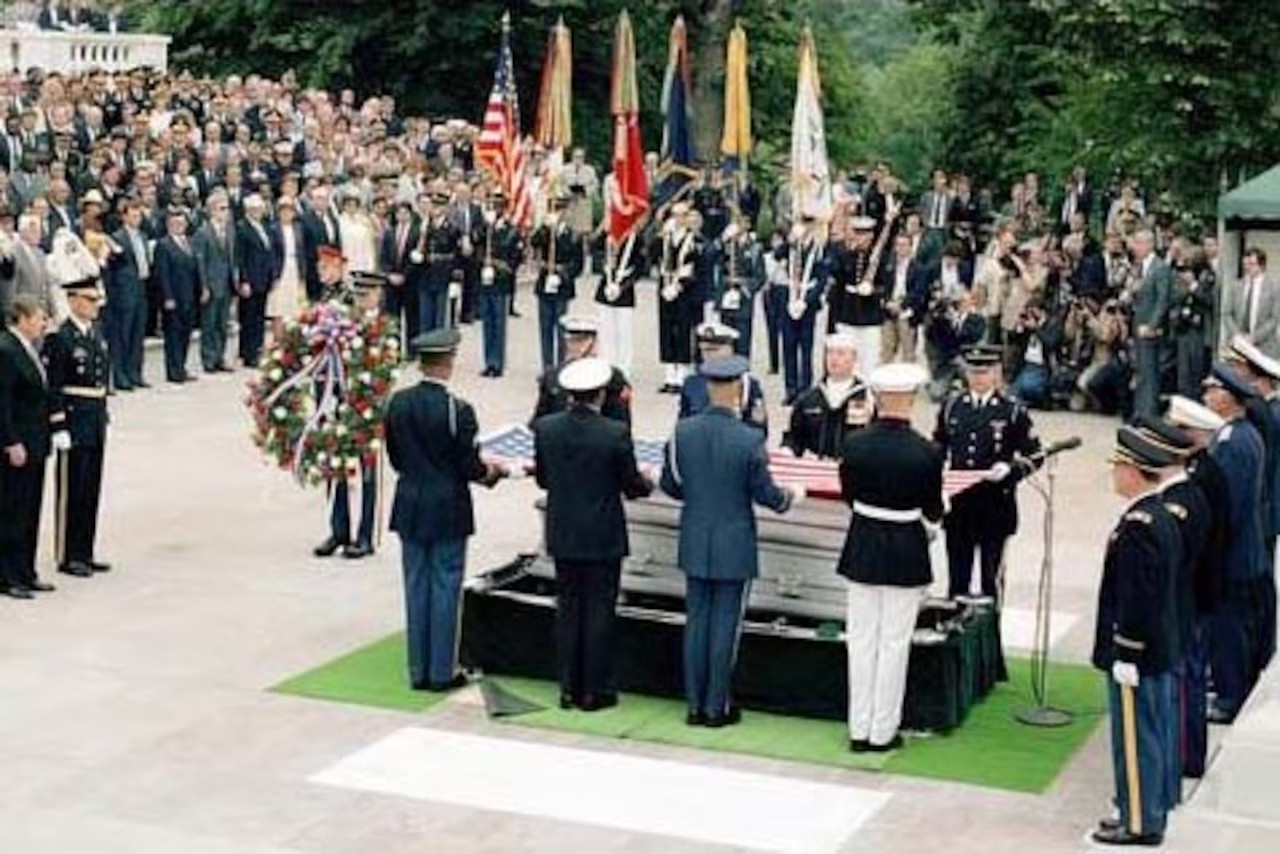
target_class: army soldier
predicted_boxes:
[1200,361,1268,723]
[714,221,764,358]
[476,188,523,378]
[531,192,583,370]
[936,346,1041,601]
[678,321,767,432]
[531,315,632,426]
[839,363,943,752]
[1091,425,1182,847]
[385,328,506,691]
[44,275,111,578]
[532,357,653,711]
[412,186,460,335]
[591,221,645,374]
[660,355,797,726]
[784,333,873,459]
[657,203,706,393]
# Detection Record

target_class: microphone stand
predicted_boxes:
[1014,451,1074,727]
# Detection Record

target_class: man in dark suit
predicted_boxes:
[191,190,236,373]
[385,328,506,690]
[379,199,421,343]
[660,355,797,726]
[1129,229,1172,418]
[301,183,341,302]
[105,199,151,389]
[235,194,275,367]
[839,362,944,752]
[449,183,485,325]
[0,296,56,599]
[153,206,202,383]
[878,232,928,364]
[533,356,652,710]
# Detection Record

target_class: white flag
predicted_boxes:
[789,28,832,222]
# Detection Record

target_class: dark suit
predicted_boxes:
[380,216,422,342]
[534,403,652,705]
[386,378,495,687]
[660,406,792,719]
[105,227,150,387]
[301,207,341,302]
[43,318,110,569]
[153,234,201,381]
[1131,254,1173,417]
[192,220,237,371]
[0,329,51,591]
[236,219,275,365]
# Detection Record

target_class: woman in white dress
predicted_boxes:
[337,187,377,273]
[267,196,306,340]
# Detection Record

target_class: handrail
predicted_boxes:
[0,27,171,73]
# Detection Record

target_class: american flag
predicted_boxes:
[480,424,990,502]
[476,13,531,229]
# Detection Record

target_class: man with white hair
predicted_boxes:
[236,193,276,367]
[838,362,943,752]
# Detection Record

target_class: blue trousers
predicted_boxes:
[538,293,566,370]
[1133,338,1161,418]
[1164,660,1183,809]
[104,292,147,387]
[763,286,786,373]
[780,305,816,401]
[330,466,376,546]
[400,537,467,685]
[683,577,750,717]
[478,288,509,373]
[418,286,447,335]
[1107,671,1173,837]
[1182,619,1210,778]
[1010,363,1050,407]
[1211,582,1257,716]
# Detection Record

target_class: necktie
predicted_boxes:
[1247,277,1259,333]
[397,224,408,260]
[932,194,942,228]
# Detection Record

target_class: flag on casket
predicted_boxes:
[480,424,993,501]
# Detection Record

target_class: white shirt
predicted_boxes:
[1247,275,1265,334]
[7,325,45,385]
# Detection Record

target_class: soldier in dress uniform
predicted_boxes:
[313,270,387,561]
[530,191,583,371]
[476,188,522,379]
[777,215,828,405]
[657,202,705,393]
[838,362,943,752]
[692,166,730,242]
[784,333,873,459]
[532,357,653,711]
[531,315,632,427]
[590,220,645,375]
[677,321,767,433]
[1165,395,1228,778]
[713,220,765,358]
[1090,424,1183,847]
[1200,361,1269,723]
[935,345,1041,601]
[43,275,112,578]
[385,327,506,691]
[660,355,798,727]
[825,216,882,375]
[413,186,460,335]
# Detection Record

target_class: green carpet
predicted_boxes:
[272,632,1104,793]
[271,632,449,713]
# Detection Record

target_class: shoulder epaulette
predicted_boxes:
[1163,503,1188,521]
[1124,510,1153,525]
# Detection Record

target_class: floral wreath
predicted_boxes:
[246,300,402,486]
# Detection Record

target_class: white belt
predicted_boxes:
[852,501,922,523]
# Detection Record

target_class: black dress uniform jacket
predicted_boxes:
[837,418,944,587]
[385,379,490,542]
[482,219,524,296]
[591,231,645,309]
[1092,492,1183,675]
[1186,449,1227,613]
[531,221,583,299]
[43,319,109,447]
[531,364,632,427]
[533,403,652,562]
[825,244,881,329]
[1161,473,1213,659]
[784,378,872,459]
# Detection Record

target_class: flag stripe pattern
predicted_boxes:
[476,15,531,229]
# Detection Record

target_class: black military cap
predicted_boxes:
[410,328,461,356]
[1131,415,1193,459]
[1110,424,1180,473]
[1203,361,1256,401]
[60,276,101,298]
[962,345,1002,368]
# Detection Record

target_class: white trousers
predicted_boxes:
[841,324,882,377]
[846,581,924,744]
[596,304,634,375]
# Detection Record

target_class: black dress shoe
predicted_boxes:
[579,693,618,712]
[90,561,111,573]
[705,706,742,728]
[866,734,904,752]
[116,384,134,392]
[3,586,34,599]
[849,739,871,753]
[559,694,576,710]
[426,673,469,692]
[342,542,374,559]
[1207,704,1235,725]
[58,562,94,578]
[29,580,55,592]
[685,710,707,727]
[218,364,235,373]
[1090,827,1163,846]
[167,376,185,385]
[203,367,220,375]
[135,380,152,389]
[313,536,348,558]
[184,373,199,382]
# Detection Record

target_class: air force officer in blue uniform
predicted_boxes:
[660,355,797,727]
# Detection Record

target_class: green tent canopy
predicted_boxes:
[1220,165,1280,221]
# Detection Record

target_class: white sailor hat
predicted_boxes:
[695,321,739,344]
[850,216,876,231]
[824,332,858,351]
[1226,334,1280,382]
[558,356,612,393]
[870,362,928,393]
[1167,395,1225,432]
[559,314,599,336]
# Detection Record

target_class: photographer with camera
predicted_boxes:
[1168,244,1216,397]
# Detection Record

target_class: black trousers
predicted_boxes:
[945,524,1008,599]
[384,282,420,345]
[658,297,694,364]
[162,305,195,380]
[553,559,622,702]
[237,291,268,366]
[105,291,147,387]
[55,445,104,566]
[0,457,46,589]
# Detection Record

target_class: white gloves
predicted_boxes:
[504,462,528,480]
[985,461,1012,482]
[1112,661,1140,688]
[448,281,462,300]
[52,431,72,452]
[788,485,807,509]
[924,520,940,542]
[604,282,621,303]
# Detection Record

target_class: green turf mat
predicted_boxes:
[271,631,449,713]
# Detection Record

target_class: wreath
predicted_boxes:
[246,300,402,485]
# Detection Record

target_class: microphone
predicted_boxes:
[1016,436,1082,468]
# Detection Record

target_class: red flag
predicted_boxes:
[608,11,648,240]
